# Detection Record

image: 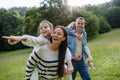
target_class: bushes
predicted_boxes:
[98,17,111,34]
[105,6,120,28]
[0,9,24,51]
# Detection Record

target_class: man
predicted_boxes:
[66,17,91,80]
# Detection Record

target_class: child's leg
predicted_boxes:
[62,64,72,80]
[30,68,39,80]
[87,61,95,70]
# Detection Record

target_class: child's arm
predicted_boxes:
[2,35,50,47]
[2,36,27,45]
[21,35,50,47]
[66,29,76,36]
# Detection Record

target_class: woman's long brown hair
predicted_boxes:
[54,25,68,77]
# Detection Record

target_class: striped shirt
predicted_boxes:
[26,45,71,80]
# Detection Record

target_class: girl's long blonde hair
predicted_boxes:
[37,20,53,35]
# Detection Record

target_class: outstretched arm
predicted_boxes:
[2,35,50,47]
[21,35,50,47]
[2,36,27,45]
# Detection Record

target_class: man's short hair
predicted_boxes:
[76,17,85,22]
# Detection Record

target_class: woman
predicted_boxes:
[25,25,73,80]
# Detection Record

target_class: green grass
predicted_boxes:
[0,49,32,80]
[0,29,120,80]
[76,29,120,80]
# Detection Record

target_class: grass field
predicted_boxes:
[0,28,120,80]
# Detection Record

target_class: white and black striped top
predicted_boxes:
[26,44,71,80]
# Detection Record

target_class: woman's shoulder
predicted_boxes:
[35,44,49,57]
[36,44,47,51]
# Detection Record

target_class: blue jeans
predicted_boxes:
[72,59,91,80]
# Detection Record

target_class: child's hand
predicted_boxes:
[2,36,21,45]
[87,61,96,70]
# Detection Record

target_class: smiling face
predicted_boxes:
[76,17,85,32]
[40,23,51,37]
[39,22,51,38]
[51,27,66,45]
[37,20,53,39]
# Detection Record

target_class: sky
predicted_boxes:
[0,0,111,9]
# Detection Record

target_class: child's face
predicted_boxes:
[40,23,51,38]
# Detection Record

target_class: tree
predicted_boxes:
[24,7,43,36]
[9,7,28,16]
[98,17,111,34]
[97,2,111,14]
[0,9,23,51]
[111,0,120,7]
[84,5,103,16]
[39,0,72,26]
[84,5,111,34]
[105,6,120,28]
[9,10,20,18]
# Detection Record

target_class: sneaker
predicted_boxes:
[87,62,96,70]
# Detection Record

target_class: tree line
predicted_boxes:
[0,0,120,51]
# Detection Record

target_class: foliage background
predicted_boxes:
[0,0,120,50]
